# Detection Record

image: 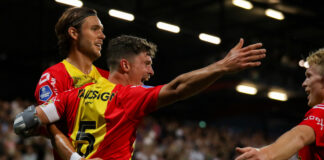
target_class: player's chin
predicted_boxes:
[92,51,101,59]
[142,77,150,82]
[308,100,315,107]
[96,50,102,56]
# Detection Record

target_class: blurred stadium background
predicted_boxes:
[1,0,324,159]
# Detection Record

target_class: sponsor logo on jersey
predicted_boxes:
[78,89,115,101]
[304,115,324,130]
[39,85,53,101]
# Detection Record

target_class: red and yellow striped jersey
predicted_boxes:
[47,77,163,159]
[35,59,109,104]
[35,60,109,160]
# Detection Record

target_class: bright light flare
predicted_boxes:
[156,22,180,33]
[236,83,257,95]
[299,59,309,68]
[268,90,288,101]
[265,9,285,20]
[108,9,135,21]
[55,0,83,7]
[199,33,221,45]
[232,0,253,10]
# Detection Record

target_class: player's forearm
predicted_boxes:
[35,106,50,124]
[157,61,226,107]
[262,126,314,160]
[48,124,77,160]
[36,108,78,160]
[171,61,225,97]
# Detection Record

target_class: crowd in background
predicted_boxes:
[0,99,297,160]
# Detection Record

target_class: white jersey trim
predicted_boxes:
[40,103,60,123]
[313,105,324,110]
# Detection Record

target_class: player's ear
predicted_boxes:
[68,26,79,40]
[120,59,131,72]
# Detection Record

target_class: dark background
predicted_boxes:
[1,0,324,132]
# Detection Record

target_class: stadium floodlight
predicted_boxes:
[232,0,253,10]
[236,83,257,95]
[108,9,135,21]
[156,22,180,33]
[298,59,309,68]
[199,33,221,45]
[265,9,285,20]
[55,0,83,7]
[298,59,305,68]
[268,90,288,101]
[304,61,309,68]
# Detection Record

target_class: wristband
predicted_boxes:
[70,152,82,160]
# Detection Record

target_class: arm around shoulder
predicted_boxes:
[13,104,59,137]
[13,105,50,137]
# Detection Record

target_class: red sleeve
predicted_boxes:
[299,105,324,147]
[116,85,164,121]
[52,88,81,122]
[35,63,73,105]
[35,72,59,104]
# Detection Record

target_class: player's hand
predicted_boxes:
[235,147,267,160]
[219,38,266,73]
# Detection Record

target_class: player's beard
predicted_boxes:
[78,39,101,61]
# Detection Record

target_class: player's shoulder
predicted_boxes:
[95,66,109,78]
[127,84,153,89]
[120,85,157,94]
[41,62,69,78]
[306,104,324,115]
[311,104,324,111]
[43,62,66,73]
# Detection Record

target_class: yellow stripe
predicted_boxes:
[70,77,116,158]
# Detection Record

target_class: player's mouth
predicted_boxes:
[95,43,102,50]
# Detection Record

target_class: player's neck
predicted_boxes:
[66,51,93,74]
[108,71,139,86]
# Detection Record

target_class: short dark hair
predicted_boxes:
[55,7,97,57]
[107,35,157,71]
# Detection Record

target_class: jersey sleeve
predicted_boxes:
[35,72,60,104]
[40,88,80,123]
[117,85,164,121]
[299,105,324,147]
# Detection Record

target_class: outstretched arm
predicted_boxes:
[235,125,315,160]
[157,38,266,107]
